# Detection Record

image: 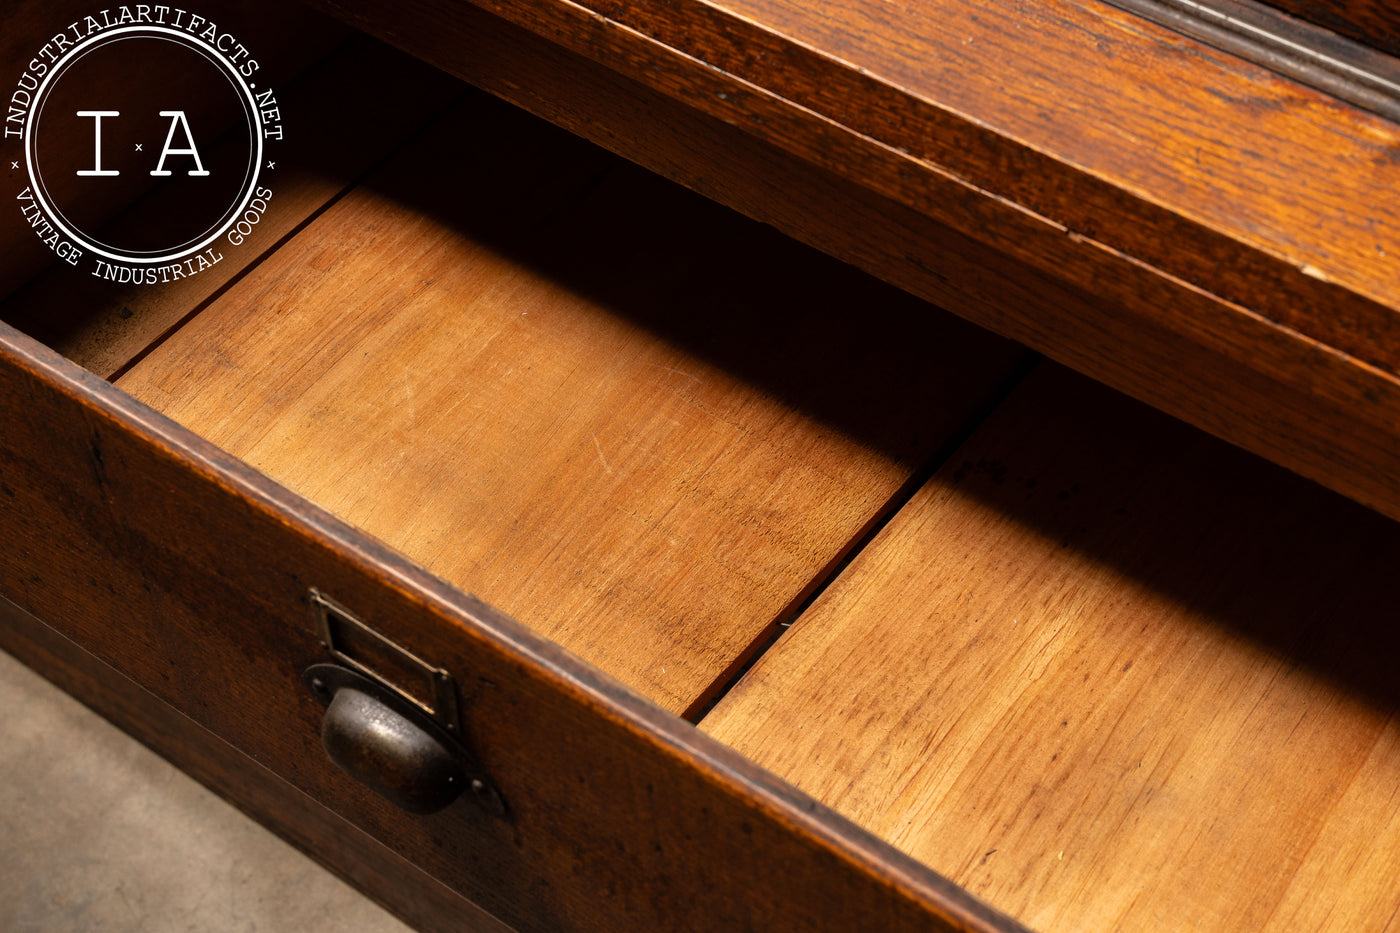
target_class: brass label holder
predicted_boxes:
[310,588,461,734]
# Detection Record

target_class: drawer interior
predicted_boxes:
[103,89,1028,716]
[4,17,1399,933]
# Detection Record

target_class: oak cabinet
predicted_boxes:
[3,0,1399,930]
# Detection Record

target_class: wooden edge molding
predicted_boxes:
[301,0,1400,523]
[1098,0,1400,122]
[1255,0,1400,58]
[423,0,1400,371]
[0,320,1031,931]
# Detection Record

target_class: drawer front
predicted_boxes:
[0,592,513,933]
[0,323,1025,932]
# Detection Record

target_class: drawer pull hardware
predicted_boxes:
[304,592,504,816]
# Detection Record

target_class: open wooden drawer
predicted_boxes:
[3,2,1400,932]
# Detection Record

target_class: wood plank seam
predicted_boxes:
[702,363,1400,932]
[684,354,1043,725]
[102,87,475,382]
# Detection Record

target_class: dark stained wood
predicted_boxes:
[2,36,461,379]
[464,0,1400,373]
[705,363,1400,932]
[0,596,516,933]
[1264,0,1400,55]
[0,319,1029,933]
[302,1,1400,523]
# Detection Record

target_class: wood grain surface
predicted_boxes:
[1,36,459,379]
[113,92,1030,715]
[704,363,1400,932]
[0,320,1028,933]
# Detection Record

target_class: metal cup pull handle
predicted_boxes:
[316,671,463,813]
[304,663,504,816]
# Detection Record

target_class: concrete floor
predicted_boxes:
[0,648,414,933]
